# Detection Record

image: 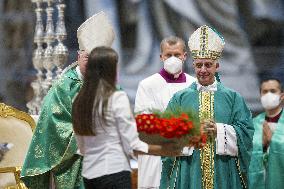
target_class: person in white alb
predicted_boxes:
[134,36,196,189]
[72,46,180,189]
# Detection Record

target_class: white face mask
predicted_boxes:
[261,92,280,110]
[163,56,183,75]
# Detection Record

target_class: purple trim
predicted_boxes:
[265,109,283,123]
[159,68,186,83]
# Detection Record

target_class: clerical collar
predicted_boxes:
[76,66,83,80]
[196,79,217,92]
[159,68,186,83]
[265,109,283,123]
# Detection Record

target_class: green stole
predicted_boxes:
[21,68,84,189]
[249,110,284,189]
[160,82,254,189]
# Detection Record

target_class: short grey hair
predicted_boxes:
[160,36,186,53]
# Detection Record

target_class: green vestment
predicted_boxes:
[160,82,254,189]
[21,67,84,189]
[249,110,284,189]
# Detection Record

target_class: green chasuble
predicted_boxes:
[160,82,254,189]
[249,111,284,189]
[21,67,84,189]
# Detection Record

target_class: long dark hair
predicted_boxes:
[72,46,118,136]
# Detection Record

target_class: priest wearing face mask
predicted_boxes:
[160,25,254,189]
[134,36,196,189]
[249,79,284,189]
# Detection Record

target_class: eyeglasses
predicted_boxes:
[194,62,215,69]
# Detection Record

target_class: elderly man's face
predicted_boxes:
[160,42,187,62]
[193,58,219,86]
[77,50,89,76]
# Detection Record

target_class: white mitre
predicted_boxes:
[77,11,115,53]
[188,25,225,60]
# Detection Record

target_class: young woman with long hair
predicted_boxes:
[72,47,177,189]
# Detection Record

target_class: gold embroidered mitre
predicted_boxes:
[188,25,225,60]
[77,11,115,53]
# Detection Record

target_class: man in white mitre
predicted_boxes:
[160,25,254,189]
[21,12,115,189]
